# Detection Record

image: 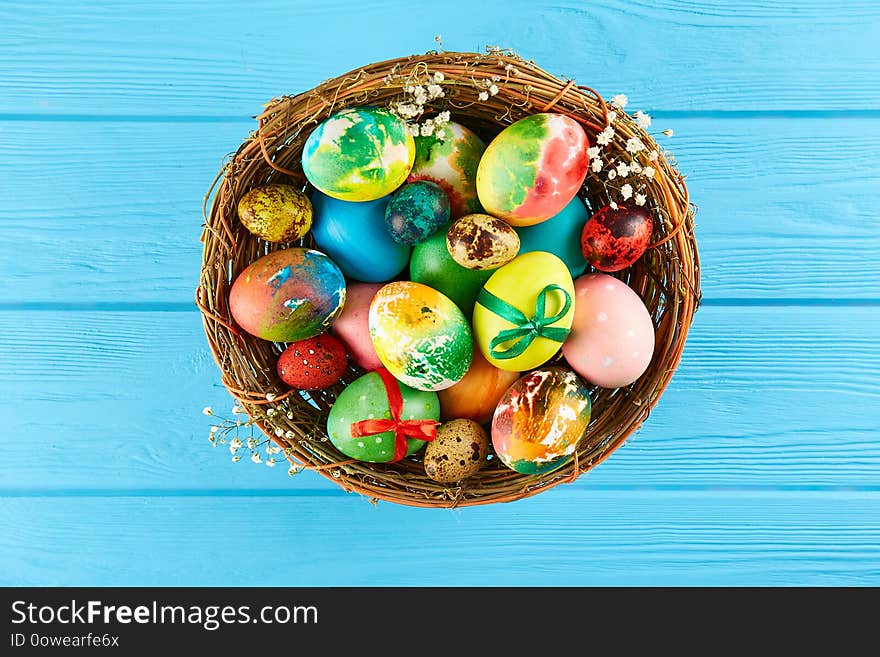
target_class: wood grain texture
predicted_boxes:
[2,307,877,492]
[1,1,880,116]
[2,491,878,585]
[3,117,879,304]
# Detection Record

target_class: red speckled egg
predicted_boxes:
[580,205,653,272]
[277,334,348,390]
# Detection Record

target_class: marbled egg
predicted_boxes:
[311,191,410,282]
[492,367,592,474]
[384,181,450,244]
[423,419,489,483]
[229,248,345,342]
[476,113,589,227]
[277,334,347,390]
[562,273,655,388]
[409,230,495,316]
[237,183,312,243]
[369,282,473,391]
[331,282,383,371]
[302,106,415,202]
[408,121,486,219]
[581,205,653,272]
[473,251,575,372]
[516,195,590,277]
[327,370,439,463]
[446,213,520,270]
[437,347,520,424]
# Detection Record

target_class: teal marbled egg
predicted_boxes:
[384,181,450,244]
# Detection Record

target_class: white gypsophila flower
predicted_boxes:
[630,161,643,174]
[621,183,633,200]
[607,169,617,180]
[208,434,216,444]
[626,137,646,153]
[426,84,444,99]
[616,162,630,177]
[642,166,656,178]
[267,445,281,455]
[587,146,601,159]
[635,193,647,206]
[634,111,652,128]
[489,84,499,96]
[478,91,489,101]
[591,158,604,173]
[662,128,674,137]
[285,430,295,440]
[229,443,239,455]
[648,149,659,161]
[266,458,276,468]
[202,406,213,416]
[434,128,447,140]
[420,122,435,137]
[210,425,219,434]
[610,94,628,109]
[288,466,299,476]
[406,123,420,136]
[609,200,619,210]
[231,405,243,415]
[265,393,277,402]
[606,110,617,125]
[231,437,243,449]
[247,437,256,449]
[274,427,284,437]
[433,71,444,83]
[266,408,276,417]
[596,126,615,146]
[251,452,262,464]
[232,454,242,462]
[436,110,451,124]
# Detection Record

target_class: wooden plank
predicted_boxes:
[2,1,880,115]
[2,491,878,585]
[2,117,879,303]
[1,306,878,492]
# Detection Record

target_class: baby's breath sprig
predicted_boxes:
[201,402,299,475]
[587,93,676,209]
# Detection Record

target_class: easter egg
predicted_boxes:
[516,195,590,277]
[311,191,410,282]
[437,347,520,424]
[237,183,312,243]
[409,231,494,316]
[423,419,489,483]
[302,106,415,202]
[562,273,655,388]
[473,251,575,372]
[327,370,439,463]
[476,113,589,227]
[277,334,347,390]
[492,367,592,474]
[408,122,486,219]
[331,282,383,371]
[384,181,450,244]
[369,281,473,391]
[581,205,653,272]
[229,248,345,342]
[446,213,521,270]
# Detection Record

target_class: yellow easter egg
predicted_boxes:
[473,251,575,371]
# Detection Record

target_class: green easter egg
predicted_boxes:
[327,370,440,463]
[409,230,495,316]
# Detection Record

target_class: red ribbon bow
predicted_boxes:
[350,368,439,462]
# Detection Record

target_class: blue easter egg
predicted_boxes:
[311,191,411,282]
[515,196,590,278]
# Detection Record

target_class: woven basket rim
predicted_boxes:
[197,49,701,508]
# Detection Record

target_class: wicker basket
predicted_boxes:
[197,50,701,508]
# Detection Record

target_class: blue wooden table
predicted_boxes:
[2,0,878,586]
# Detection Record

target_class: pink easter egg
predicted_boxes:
[332,282,383,370]
[562,273,655,388]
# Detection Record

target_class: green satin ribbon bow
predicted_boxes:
[476,284,573,360]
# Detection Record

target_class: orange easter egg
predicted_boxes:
[438,347,520,424]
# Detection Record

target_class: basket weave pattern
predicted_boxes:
[197,51,701,507]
